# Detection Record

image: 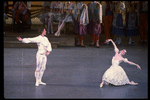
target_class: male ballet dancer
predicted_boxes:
[16,29,52,86]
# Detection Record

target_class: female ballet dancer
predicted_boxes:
[16,29,52,86]
[100,39,141,88]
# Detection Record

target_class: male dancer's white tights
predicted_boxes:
[35,53,47,86]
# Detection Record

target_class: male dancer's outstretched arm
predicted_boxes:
[16,36,40,43]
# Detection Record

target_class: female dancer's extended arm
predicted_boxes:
[123,58,141,70]
[106,39,119,54]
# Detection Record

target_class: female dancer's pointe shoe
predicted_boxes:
[100,83,103,88]
[130,81,138,85]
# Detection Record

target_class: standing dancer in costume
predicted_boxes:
[16,29,52,86]
[137,1,148,44]
[12,1,31,33]
[112,1,125,44]
[102,1,114,45]
[100,39,141,88]
[73,1,89,47]
[88,1,102,48]
[125,2,139,44]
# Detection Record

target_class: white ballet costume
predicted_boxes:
[22,35,52,86]
[102,57,130,86]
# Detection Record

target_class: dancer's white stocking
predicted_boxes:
[35,54,47,86]
[35,71,40,86]
[39,70,46,85]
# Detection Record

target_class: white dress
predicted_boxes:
[102,56,130,86]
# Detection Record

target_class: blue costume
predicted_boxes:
[112,1,125,44]
[125,11,139,37]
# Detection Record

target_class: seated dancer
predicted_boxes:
[54,12,70,36]
[54,1,66,36]
[64,1,75,34]
[54,1,75,36]
[39,1,54,34]
[100,39,141,88]
[16,29,52,86]
[12,1,31,32]
[55,1,89,47]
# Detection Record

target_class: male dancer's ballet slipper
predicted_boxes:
[39,81,46,85]
[35,81,39,86]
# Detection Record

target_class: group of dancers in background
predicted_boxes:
[38,1,148,47]
[5,1,148,48]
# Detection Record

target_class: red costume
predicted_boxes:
[103,1,113,41]
[138,1,148,43]
[13,1,29,23]
[12,1,30,32]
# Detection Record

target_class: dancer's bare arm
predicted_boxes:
[106,39,119,54]
[16,36,23,41]
[123,58,141,70]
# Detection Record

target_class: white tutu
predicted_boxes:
[102,57,130,86]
